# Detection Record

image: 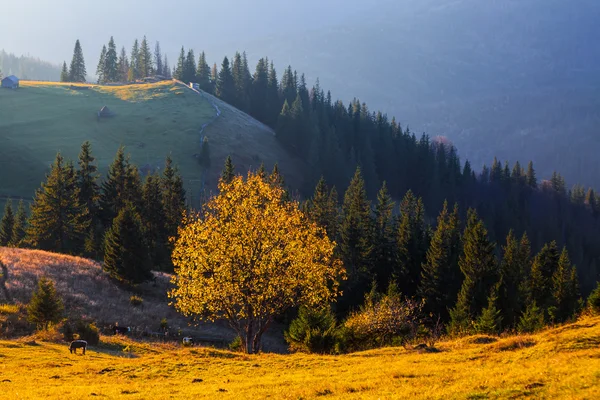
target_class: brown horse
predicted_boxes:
[69,340,87,355]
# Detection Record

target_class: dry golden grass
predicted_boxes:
[0,317,599,399]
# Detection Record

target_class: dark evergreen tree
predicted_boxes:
[196,51,211,92]
[474,290,502,335]
[173,46,186,81]
[27,277,64,330]
[138,35,153,78]
[220,155,235,184]
[450,209,498,325]
[250,57,269,123]
[551,248,580,322]
[215,56,235,104]
[130,39,140,80]
[232,51,250,111]
[497,231,529,329]
[154,41,163,76]
[418,201,461,321]
[99,147,128,227]
[306,177,339,240]
[517,302,545,333]
[163,54,171,79]
[104,36,118,82]
[96,45,107,83]
[60,61,69,82]
[69,39,86,82]
[339,167,373,306]
[117,46,129,82]
[10,200,27,247]
[372,182,396,289]
[77,141,100,255]
[141,174,169,270]
[161,156,186,247]
[0,201,14,246]
[526,161,537,188]
[26,154,88,254]
[103,205,153,285]
[529,241,560,312]
[183,49,196,83]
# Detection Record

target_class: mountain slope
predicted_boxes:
[0,80,302,206]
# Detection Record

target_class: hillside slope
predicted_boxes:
[0,315,599,398]
[0,247,285,350]
[0,80,302,207]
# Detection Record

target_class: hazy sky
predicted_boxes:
[1,0,383,69]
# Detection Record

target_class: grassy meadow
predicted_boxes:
[0,80,300,208]
[0,316,599,399]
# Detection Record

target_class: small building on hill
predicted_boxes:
[1,75,19,89]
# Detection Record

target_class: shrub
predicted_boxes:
[588,282,600,314]
[62,320,100,345]
[517,302,545,333]
[285,306,340,354]
[344,283,423,350]
[160,318,168,331]
[27,277,64,330]
[474,293,502,335]
[229,336,243,352]
[129,295,144,307]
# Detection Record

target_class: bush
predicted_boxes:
[129,295,144,307]
[229,336,243,352]
[27,277,64,330]
[517,302,545,334]
[160,318,168,331]
[285,306,340,354]
[588,282,600,314]
[62,320,100,345]
[474,293,502,335]
[344,283,423,351]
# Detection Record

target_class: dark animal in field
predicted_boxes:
[69,340,87,354]
[182,336,195,346]
[112,326,131,335]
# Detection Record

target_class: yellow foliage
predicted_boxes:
[169,172,344,353]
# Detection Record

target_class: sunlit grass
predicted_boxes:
[1,317,599,399]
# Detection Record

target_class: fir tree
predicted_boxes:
[141,174,169,270]
[339,167,373,305]
[154,41,163,76]
[173,46,186,81]
[163,54,171,79]
[418,201,461,321]
[96,45,107,83]
[60,61,69,82]
[452,209,498,323]
[77,141,100,253]
[27,277,64,330]
[474,291,502,335]
[103,205,152,285]
[0,200,15,246]
[526,161,537,188]
[69,39,86,82]
[529,241,560,312]
[117,46,129,82]
[99,146,128,227]
[517,302,545,333]
[551,248,580,322]
[497,231,529,329]
[130,39,140,80]
[161,156,186,254]
[372,181,396,289]
[104,36,118,82]
[215,56,235,104]
[196,51,211,92]
[138,35,153,78]
[26,154,88,254]
[220,155,235,184]
[10,200,27,247]
[184,49,196,83]
[307,177,339,240]
[250,57,269,122]
[588,282,600,314]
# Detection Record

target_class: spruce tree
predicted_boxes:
[474,291,502,335]
[339,167,373,305]
[99,146,128,227]
[27,277,64,330]
[60,61,69,82]
[517,302,545,333]
[26,154,88,254]
[130,39,140,80]
[497,231,529,329]
[154,41,163,76]
[551,248,580,322]
[117,46,129,82]
[161,156,186,248]
[250,57,269,122]
[163,54,171,79]
[372,181,396,289]
[141,174,169,270]
[307,177,339,240]
[69,39,86,82]
[215,56,235,104]
[173,46,186,81]
[138,35,153,78]
[396,190,429,296]
[77,141,100,254]
[10,200,27,247]
[220,155,235,184]
[588,282,600,314]
[104,36,118,82]
[183,49,196,83]
[529,241,560,312]
[419,201,461,321]
[0,200,15,246]
[96,45,107,83]
[103,205,152,284]
[451,209,498,325]
[196,51,211,92]
[526,161,537,188]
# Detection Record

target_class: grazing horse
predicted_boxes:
[69,340,87,355]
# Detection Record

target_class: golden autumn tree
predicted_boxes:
[169,171,345,354]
